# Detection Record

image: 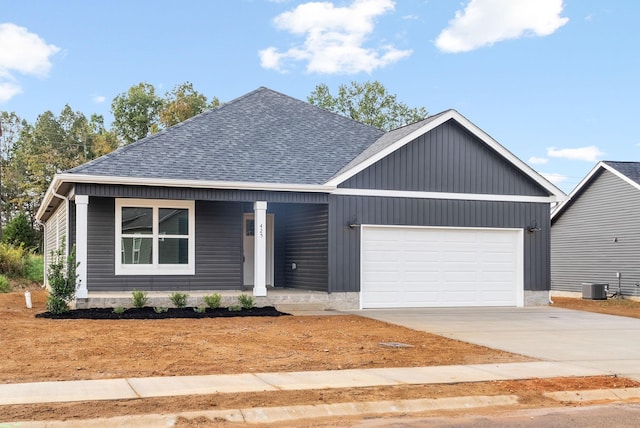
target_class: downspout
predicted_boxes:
[34,218,46,289]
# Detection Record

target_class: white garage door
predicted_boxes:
[361,226,523,308]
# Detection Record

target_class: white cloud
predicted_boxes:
[547,146,604,162]
[435,0,569,53]
[402,15,419,20]
[541,172,567,185]
[0,23,59,102]
[528,156,548,165]
[93,95,106,104]
[259,0,412,74]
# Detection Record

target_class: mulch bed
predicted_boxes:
[36,306,289,319]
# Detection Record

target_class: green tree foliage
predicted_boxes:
[2,212,37,249]
[159,82,217,128]
[46,243,78,314]
[111,82,163,145]
[308,81,428,131]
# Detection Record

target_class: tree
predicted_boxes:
[2,212,37,249]
[159,82,218,128]
[0,111,26,240]
[308,81,428,131]
[111,82,163,145]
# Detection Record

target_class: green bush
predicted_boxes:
[45,244,78,315]
[153,306,168,313]
[193,306,206,313]
[237,293,254,309]
[0,275,10,293]
[0,243,28,277]
[203,293,222,309]
[228,305,242,312]
[25,254,44,283]
[113,306,126,314]
[170,292,189,308]
[131,290,148,308]
[2,213,37,250]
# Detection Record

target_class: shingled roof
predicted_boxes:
[602,161,640,185]
[69,87,385,185]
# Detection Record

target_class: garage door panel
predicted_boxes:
[361,226,522,308]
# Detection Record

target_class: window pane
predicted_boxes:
[159,238,189,264]
[159,208,188,235]
[121,237,153,264]
[122,208,152,234]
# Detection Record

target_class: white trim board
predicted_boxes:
[332,188,559,203]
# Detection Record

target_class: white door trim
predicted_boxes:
[243,213,275,288]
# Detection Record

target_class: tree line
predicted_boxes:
[0,81,427,251]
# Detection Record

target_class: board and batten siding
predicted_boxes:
[284,204,328,291]
[551,170,640,296]
[339,120,548,197]
[328,195,549,293]
[87,197,244,291]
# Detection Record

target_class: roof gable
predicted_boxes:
[552,161,640,221]
[70,87,384,186]
[327,109,565,199]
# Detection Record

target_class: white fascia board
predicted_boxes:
[333,188,560,203]
[326,110,567,201]
[551,161,640,221]
[36,173,335,220]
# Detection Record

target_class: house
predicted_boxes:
[37,87,564,309]
[551,161,640,299]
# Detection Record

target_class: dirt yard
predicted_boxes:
[552,296,640,319]
[1,290,639,425]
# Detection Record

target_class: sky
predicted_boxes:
[1,0,638,194]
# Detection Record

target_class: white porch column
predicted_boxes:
[253,201,267,297]
[75,195,89,299]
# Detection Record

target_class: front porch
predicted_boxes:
[76,288,360,311]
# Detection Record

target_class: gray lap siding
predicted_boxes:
[328,195,550,293]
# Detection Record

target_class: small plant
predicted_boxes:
[153,306,169,313]
[237,293,254,309]
[0,275,10,293]
[193,306,206,313]
[203,293,222,309]
[228,305,242,312]
[46,244,79,315]
[131,290,148,308]
[113,306,126,314]
[170,292,189,308]
[0,242,28,277]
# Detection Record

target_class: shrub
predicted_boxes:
[0,243,28,277]
[2,213,37,250]
[170,292,189,308]
[153,306,168,313]
[193,306,206,313]
[131,290,148,308]
[113,306,126,314]
[228,305,242,312]
[0,275,10,293]
[237,293,254,309]
[45,244,78,315]
[203,293,222,309]
[25,254,44,283]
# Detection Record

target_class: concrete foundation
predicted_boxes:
[76,289,361,311]
[524,290,552,306]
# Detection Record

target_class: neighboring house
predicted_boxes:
[37,87,564,309]
[551,161,640,299]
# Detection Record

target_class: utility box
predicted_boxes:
[582,283,607,300]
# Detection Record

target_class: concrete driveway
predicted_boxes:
[357,306,640,379]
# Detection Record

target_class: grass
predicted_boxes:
[25,254,44,283]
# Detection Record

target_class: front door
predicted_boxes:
[243,213,274,287]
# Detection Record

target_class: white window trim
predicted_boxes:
[115,198,195,276]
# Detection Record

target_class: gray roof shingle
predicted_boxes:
[69,87,385,185]
[603,161,640,186]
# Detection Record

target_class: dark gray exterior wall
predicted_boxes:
[328,195,550,293]
[551,170,640,297]
[87,197,245,291]
[76,184,328,204]
[339,120,548,197]
[284,204,328,291]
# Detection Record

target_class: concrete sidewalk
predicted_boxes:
[0,361,620,406]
